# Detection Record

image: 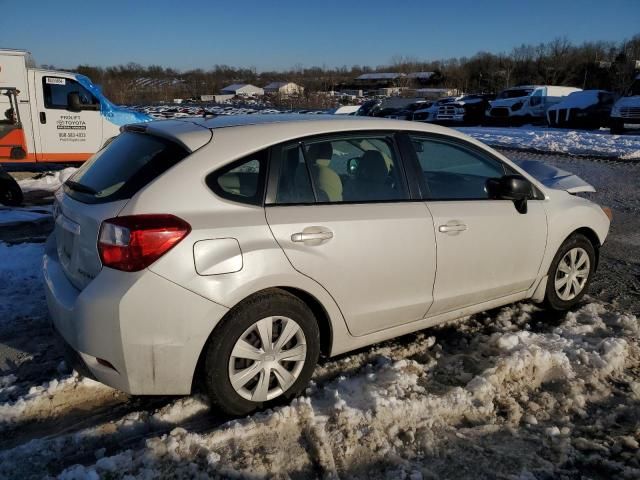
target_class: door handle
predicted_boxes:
[39,112,46,124]
[438,223,467,234]
[291,231,333,243]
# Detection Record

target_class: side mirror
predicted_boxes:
[486,174,531,214]
[67,92,83,112]
[67,92,100,112]
[347,157,359,175]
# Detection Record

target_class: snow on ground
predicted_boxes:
[0,300,637,479]
[0,242,47,329]
[458,126,640,159]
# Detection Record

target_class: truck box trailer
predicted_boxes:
[0,49,151,204]
[0,49,151,165]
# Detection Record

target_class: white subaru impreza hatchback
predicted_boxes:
[44,115,611,415]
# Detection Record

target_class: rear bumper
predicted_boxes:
[43,234,229,395]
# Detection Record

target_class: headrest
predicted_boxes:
[357,150,389,182]
[307,142,333,166]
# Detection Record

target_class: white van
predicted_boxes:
[610,74,640,134]
[0,49,151,165]
[486,85,581,125]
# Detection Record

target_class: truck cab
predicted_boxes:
[610,74,640,134]
[0,49,151,165]
[486,85,581,125]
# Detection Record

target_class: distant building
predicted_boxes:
[338,89,363,97]
[220,83,264,96]
[263,81,304,96]
[200,94,235,103]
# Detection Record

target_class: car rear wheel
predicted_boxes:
[544,234,595,311]
[203,289,320,416]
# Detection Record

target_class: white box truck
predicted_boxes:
[485,85,581,125]
[0,49,151,204]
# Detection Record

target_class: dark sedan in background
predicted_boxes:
[546,90,616,129]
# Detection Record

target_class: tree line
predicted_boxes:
[42,35,640,105]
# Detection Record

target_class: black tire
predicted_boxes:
[544,233,596,311]
[203,289,320,416]
[0,174,23,206]
[610,119,624,135]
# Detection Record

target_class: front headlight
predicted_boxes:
[611,105,621,117]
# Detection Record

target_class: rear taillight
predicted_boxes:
[98,214,191,272]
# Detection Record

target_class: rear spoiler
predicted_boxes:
[514,159,596,194]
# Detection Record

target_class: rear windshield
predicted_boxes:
[64,131,189,204]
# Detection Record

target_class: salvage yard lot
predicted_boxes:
[0,142,639,478]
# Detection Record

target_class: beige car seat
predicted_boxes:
[306,142,342,202]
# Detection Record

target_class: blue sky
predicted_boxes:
[2,0,639,71]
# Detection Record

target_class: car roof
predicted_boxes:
[135,114,460,152]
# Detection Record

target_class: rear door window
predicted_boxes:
[65,131,189,203]
[272,134,409,204]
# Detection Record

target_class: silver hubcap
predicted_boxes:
[229,316,307,402]
[555,247,590,301]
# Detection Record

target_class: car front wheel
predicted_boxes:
[544,233,596,311]
[203,289,320,416]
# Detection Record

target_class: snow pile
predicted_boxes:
[0,205,51,226]
[458,126,640,159]
[0,242,46,330]
[18,168,77,193]
[15,301,632,480]
[0,372,108,425]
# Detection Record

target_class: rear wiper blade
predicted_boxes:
[65,180,97,195]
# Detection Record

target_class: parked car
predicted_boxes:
[384,101,431,120]
[435,94,495,125]
[610,74,640,134]
[354,99,382,116]
[331,105,361,115]
[44,115,611,415]
[411,97,455,122]
[486,85,581,125]
[546,90,616,129]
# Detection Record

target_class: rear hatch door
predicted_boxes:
[54,126,203,290]
[54,192,127,290]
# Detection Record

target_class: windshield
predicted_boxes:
[65,131,189,204]
[497,88,533,99]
